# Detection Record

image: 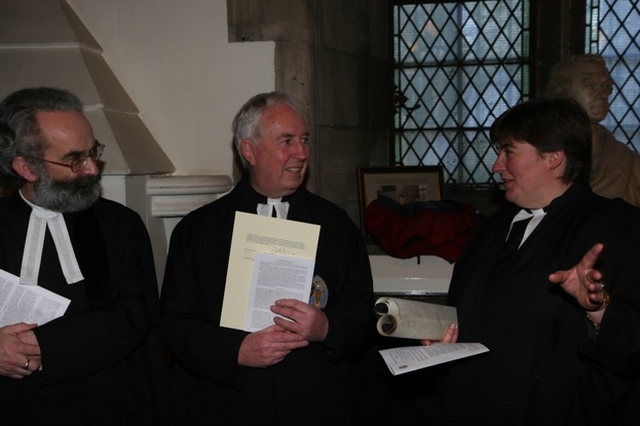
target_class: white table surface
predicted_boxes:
[369,254,454,296]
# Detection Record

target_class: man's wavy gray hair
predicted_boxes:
[231,91,300,169]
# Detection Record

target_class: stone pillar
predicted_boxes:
[227,0,390,225]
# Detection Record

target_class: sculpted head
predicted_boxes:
[545,54,614,124]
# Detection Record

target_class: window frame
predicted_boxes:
[390,0,534,189]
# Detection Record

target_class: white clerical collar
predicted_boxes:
[19,190,84,286]
[256,197,290,219]
[506,207,547,249]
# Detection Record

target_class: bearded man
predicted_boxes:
[0,87,166,425]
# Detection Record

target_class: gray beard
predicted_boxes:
[31,169,102,213]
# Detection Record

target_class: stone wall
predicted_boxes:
[227,0,390,225]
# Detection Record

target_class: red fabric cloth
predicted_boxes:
[364,196,477,263]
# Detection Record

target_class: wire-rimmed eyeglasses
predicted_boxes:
[21,143,105,173]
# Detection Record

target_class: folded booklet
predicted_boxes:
[379,343,489,375]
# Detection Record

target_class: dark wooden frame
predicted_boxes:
[357,165,444,227]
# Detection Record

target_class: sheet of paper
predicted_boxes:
[379,343,489,376]
[244,253,315,332]
[221,211,320,331]
[0,269,70,327]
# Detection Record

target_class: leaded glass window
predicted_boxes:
[393,0,530,186]
[586,0,640,152]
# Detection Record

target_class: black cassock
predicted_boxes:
[443,183,640,425]
[161,177,375,426]
[0,192,167,426]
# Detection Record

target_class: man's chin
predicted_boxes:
[33,178,102,213]
[285,173,306,186]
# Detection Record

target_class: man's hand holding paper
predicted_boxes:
[271,298,329,342]
[237,324,308,368]
[0,322,41,379]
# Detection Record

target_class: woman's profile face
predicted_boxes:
[492,140,557,209]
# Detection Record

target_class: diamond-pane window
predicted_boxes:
[393,1,530,186]
[586,0,640,152]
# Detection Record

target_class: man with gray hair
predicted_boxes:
[0,87,165,425]
[161,91,375,425]
[545,53,640,206]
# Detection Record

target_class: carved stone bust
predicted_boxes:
[545,54,640,207]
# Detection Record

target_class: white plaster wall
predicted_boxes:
[66,0,275,178]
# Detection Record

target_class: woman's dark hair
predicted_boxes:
[490,97,592,184]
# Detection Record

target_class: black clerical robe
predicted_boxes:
[0,192,166,425]
[443,183,640,425]
[161,177,375,425]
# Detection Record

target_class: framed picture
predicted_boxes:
[357,165,444,225]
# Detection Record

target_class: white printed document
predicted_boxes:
[221,211,320,331]
[379,343,489,376]
[244,253,315,332]
[0,269,70,327]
